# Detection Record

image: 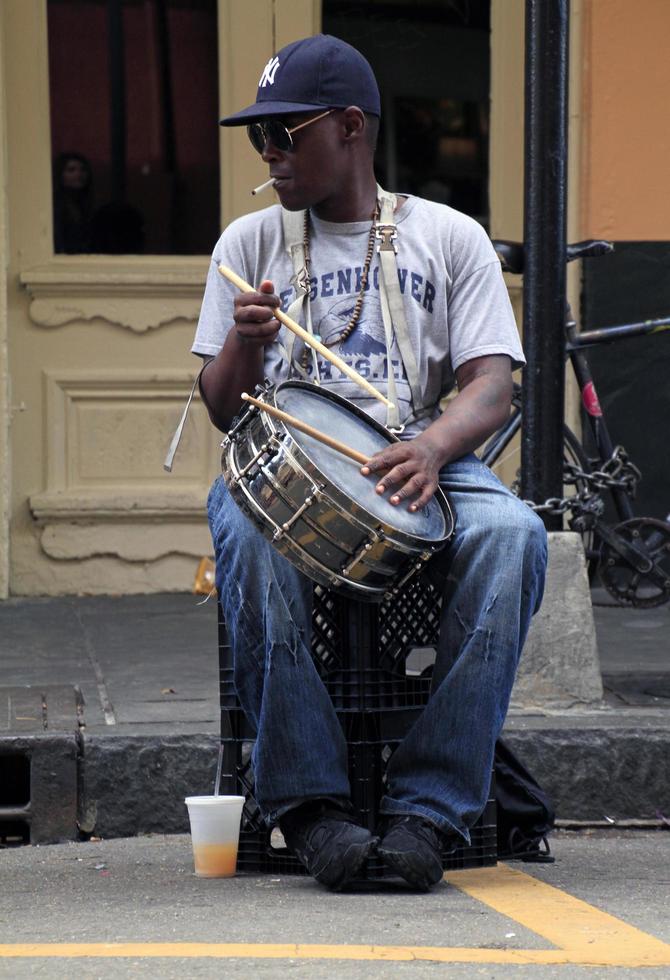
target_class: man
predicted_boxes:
[193,34,547,891]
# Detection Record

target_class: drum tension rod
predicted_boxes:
[227,385,269,438]
[387,554,433,595]
[273,484,323,540]
[235,439,281,481]
[341,530,382,578]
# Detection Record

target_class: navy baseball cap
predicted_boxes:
[220,34,380,126]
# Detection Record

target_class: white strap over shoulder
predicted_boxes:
[375,186,425,428]
[282,187,424,429]
[282,207,320,381]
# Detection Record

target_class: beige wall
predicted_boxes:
[2,0,319,596]
[489,0,586,480]
[220,0,321,223]
[0,9,8,597]
[580,0,670,240]
[487,0,523,488]
[0,0,538,594]
[5,0,624,596]
[489,0,525,245]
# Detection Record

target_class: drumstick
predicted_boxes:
[219,264,394,410]
[241,393,369,465]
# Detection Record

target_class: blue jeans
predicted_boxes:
[208,455,547,843]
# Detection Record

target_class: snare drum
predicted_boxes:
[221,381,454,601]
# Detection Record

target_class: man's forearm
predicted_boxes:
[418,373,512,467]
[199,332,266,431]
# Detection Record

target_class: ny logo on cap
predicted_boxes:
[259,56,280,88]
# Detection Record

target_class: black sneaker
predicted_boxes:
[377,815,456,890]
[279,801,376,890]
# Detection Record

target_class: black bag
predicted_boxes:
[494,738,555,863]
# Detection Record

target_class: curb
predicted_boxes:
[3,725,669,844]
[504,727,670,822]
[79,734,220,838]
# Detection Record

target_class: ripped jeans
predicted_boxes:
[208,454,547,841]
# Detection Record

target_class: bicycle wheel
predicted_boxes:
[598,517,670,607]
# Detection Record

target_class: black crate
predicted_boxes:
[236,810,497,879]
[310,579,442,675]
[218,579,441,723]
[323,669,432,712]
[220,656,431,718]
[234,736,496,878]
[217,576,497,876]
[219,655,433,744]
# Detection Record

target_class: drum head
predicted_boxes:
[274,383,448,542]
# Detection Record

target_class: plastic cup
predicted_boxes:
[185,795,245,878]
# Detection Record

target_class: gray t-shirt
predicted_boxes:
[192,195,524,437]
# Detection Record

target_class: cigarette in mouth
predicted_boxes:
[251,177,276,196]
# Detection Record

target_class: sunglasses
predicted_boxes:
[247,108,336,154]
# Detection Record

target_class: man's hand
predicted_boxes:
[361,354,514,511]
[361,435,444,512]
[199,279,283,430]
[233,279,281,347]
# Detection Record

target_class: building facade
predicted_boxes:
[0,0,667,598]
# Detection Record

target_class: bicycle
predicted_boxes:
[481,238,670,608]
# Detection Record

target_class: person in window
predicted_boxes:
[192,35,547,891]
[52,152,93,254]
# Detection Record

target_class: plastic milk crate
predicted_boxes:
[218,577,497,878]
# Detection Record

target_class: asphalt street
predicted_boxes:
[0,829,668,979]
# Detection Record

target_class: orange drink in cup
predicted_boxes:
[185,795,245,878]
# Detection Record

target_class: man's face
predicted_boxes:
[258,110,348,213]
[62,158,88,190]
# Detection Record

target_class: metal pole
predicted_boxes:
[521,0,570,531]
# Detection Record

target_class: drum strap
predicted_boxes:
[282,209,318,382]
[375,186,424,430]
[281,186,426,430]
[163,360,207,472]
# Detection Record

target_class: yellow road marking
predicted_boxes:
[0,942,668,966]
[446,864,670,967]
[1,864,668,967]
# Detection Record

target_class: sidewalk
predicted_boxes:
[1,590,669,840]
[1,831,669,978]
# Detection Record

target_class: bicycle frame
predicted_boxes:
[485,238,670,605]
[482,302,670,519]
[480,391,521,469]
[566,310,670,523]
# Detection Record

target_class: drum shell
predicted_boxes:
[221,383,454,601]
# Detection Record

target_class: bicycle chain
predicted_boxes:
[513,446,641,518]
[510,445,669,608]
[563,445,641,497]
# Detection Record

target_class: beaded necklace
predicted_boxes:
[300,200,380,370]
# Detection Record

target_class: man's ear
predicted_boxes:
[341,106,366,142]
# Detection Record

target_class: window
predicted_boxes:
[322,0,491,226]
[48,0,220,255]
